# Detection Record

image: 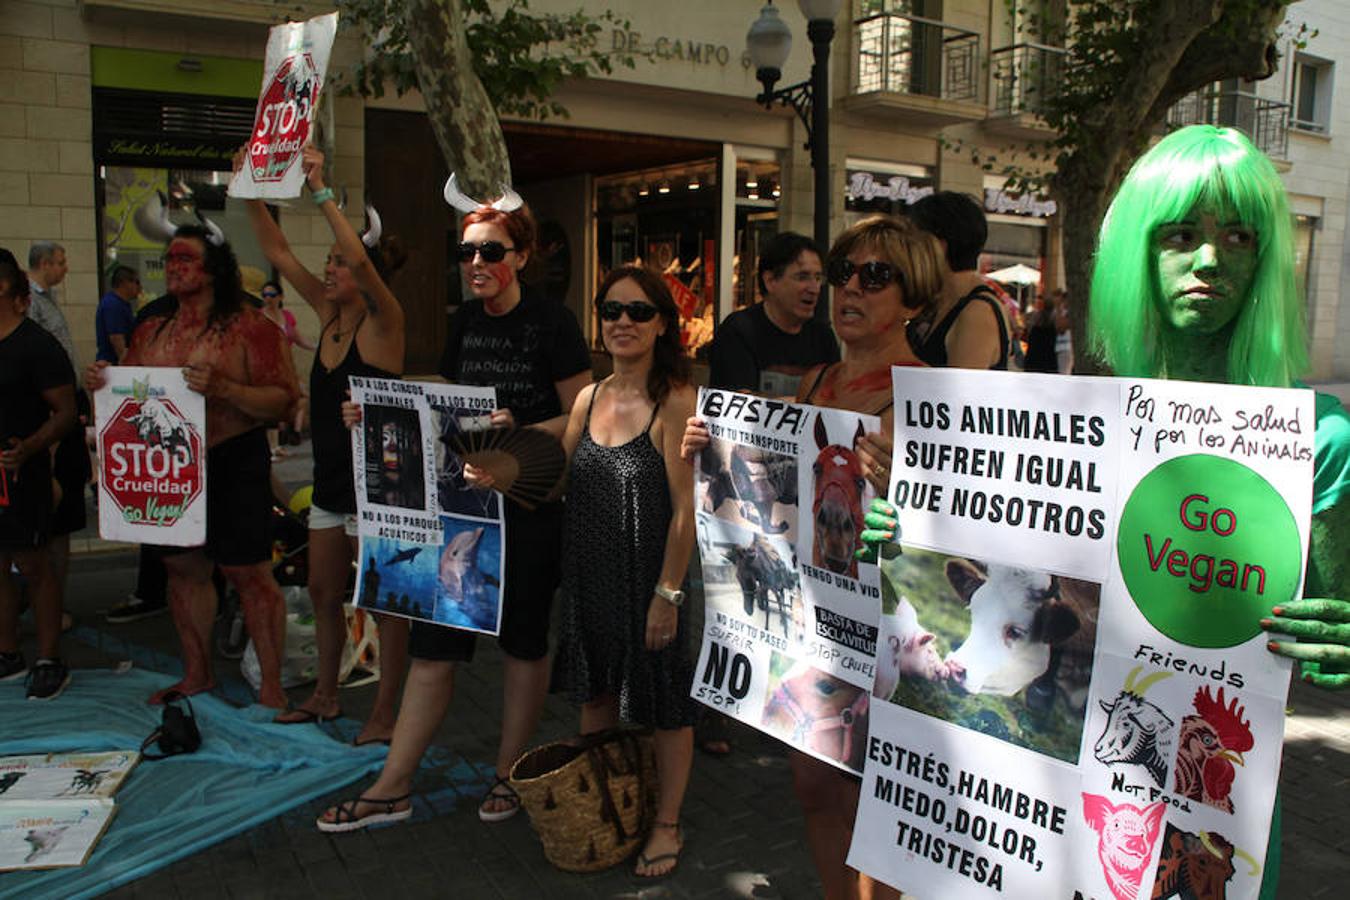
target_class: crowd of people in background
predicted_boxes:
[4,124,1345,896]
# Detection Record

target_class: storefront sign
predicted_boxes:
[984,187,1058,217]
[846,171,935,208]
[229,12,338,199]
[95,367,206,546]
[847,368,1310,900]
[95,138,238,168]
[611,30,734,66]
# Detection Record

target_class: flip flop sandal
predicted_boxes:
[478,774,521,823]
[274,705,343,725]
[316,794,411,833]
[635,821,683,877]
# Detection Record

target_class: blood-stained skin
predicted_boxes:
[843,366,895,394]
[481,261,517,314]
[226,563,287,709]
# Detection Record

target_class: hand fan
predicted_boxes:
[444,426,567,510]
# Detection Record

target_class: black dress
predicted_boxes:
[552,386,698,729]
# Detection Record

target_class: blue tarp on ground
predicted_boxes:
[0,667,384,900]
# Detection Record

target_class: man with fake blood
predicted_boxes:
[85,225,301,708]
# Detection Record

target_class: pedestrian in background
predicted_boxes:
[96,265,141,363]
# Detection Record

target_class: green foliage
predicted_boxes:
[335,0,635,119]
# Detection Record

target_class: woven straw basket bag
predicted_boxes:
[509,728,658,872]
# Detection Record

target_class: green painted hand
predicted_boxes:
[855,498,900,563]
[1262,597,1350,690]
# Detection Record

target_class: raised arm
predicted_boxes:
[235,148,327,315]
[303,146,405,341]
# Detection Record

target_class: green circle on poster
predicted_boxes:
[1117,454,1301,648]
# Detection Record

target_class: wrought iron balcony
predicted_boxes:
[1167,89,1290,158]
[990,43,1066,117]
[852,10,980,104]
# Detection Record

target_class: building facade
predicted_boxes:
[2,0,1346,381]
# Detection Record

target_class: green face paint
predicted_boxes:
[1153,199,1258,336]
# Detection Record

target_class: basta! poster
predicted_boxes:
[94,367,206,546]
[351,378,505,636]
[847,369,1313,900]
[227,12,338,199]
[690,388,881,774]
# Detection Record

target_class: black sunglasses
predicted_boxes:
[457,240,516,263]
[596,299,660,323]
[261,290,280,298]
[826,258,903,293]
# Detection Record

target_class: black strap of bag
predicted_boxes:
[140,691,202,760]
[581,729,649,844]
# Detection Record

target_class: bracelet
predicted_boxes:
[311,187,335,206]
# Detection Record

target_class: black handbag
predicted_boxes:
[140,691,202,760]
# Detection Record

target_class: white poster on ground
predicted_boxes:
[351,378,506,636]
[848,369,1312,900]
[227,12,339,199]
[690,388,881,774]
[94,366,207,547]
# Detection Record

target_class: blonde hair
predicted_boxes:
[829,215,946,311]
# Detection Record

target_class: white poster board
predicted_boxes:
[94,366,207,546]
[351,378,506,636]
[848,369,1313,900]
[227,12,339,199]
[690,388,881,774]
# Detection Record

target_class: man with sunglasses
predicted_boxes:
[708,232,839,398]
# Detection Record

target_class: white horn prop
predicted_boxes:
[197,212,226,247]
[133,191,178,244]
[443,173,485,213]
[361,204,383,248]
[490,186,524,212]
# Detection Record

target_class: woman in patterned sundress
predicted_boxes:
[552,265,697,878]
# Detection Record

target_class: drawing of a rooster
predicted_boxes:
[1172,687,1253,813]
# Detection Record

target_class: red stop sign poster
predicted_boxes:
[95,368,207,546]
[227,12,339,200]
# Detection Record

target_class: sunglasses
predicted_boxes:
[261,290,280,298]
[596,299,660,323]
[826,258,903,293]
[457,240,516,263]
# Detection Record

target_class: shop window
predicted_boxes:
[734,160,783,312]
[1292,54,1333,134]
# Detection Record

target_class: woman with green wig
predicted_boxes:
[1089,121,1349,899]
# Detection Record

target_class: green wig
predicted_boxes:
[1089,125,1307,387]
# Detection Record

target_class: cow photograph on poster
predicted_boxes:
[351,379,505,636]
[690,388,882,775]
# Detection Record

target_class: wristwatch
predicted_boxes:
[655,584,686,607]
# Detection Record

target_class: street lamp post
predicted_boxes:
[746,1,842,264]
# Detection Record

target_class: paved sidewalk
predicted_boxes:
[27,440,1350,898]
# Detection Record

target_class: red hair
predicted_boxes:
[460,205,537,258]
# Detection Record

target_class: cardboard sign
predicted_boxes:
[94,367,206,546]
[689,388,881,774]
[351,378,506,636]
[847,369,1313,900]
[227,12,339,199]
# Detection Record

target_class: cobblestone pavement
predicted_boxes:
[16,441,1349,898]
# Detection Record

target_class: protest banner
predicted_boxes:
[94,367,206,546]
[848,369,1313,900]
[690,388,880,774]
[0,751,137,871]
[227,12,339,200]
[351,378,505,635]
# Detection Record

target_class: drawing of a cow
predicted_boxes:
[943,561,1097,712]
[873,596,951,700]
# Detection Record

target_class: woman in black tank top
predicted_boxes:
[243,145,410,744]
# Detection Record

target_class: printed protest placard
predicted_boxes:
[848,369,1313,900]
[351,378,505,635]
[227,12,338,199]
[690,388,880,774]
[0,751,137,871]
[95,366,206,546]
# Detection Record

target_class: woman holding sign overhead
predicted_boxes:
[241,146,410,745]
[683,214,946,899]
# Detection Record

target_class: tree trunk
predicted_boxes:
[1059,187,1110,375]
[398,0,511,198]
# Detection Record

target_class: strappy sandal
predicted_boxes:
[316,793,412,833]
[635,820,683,877]
[478,773,520,823]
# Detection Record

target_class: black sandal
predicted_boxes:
[478,774,520,823]
[636,821,683,877]
[315,793,411,833]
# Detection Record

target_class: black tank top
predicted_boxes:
[310,321,397,513]
[907,286,1010,370]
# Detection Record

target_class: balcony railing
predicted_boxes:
[990,43,1066,117]
[1167,89,1290,158]
[852,11,980,103]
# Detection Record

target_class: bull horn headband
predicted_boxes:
[442,173,523,214]
[338,189,383,248]
[195,210,226,247]
[133,191,178,244]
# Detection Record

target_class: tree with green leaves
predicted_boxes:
[336,0,631,198]
[969,0,1299,373]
